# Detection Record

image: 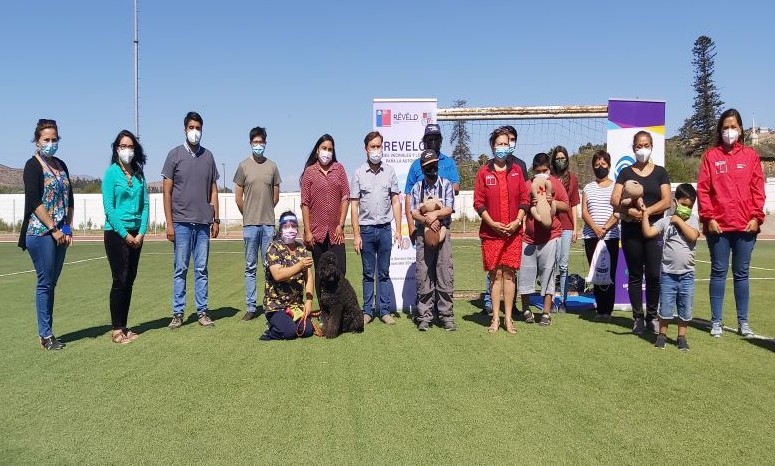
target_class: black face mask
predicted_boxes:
[422,167,438,182]
[593,166,609,179]
[423,137,441,153]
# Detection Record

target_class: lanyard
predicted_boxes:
[39,156,69,211]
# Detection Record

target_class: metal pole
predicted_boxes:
[134,0,140,138]
[221,163,226,191]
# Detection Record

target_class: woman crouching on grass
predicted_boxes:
[259,211,316,340]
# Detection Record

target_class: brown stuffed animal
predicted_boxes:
[420,196,447,247]
[530,177,556,229]
[619,180,644,221]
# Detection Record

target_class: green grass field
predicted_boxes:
[1,238,774,464]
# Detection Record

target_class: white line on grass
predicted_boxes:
[0,256,106,278]
[695,259,775,272]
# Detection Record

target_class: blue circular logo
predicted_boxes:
[615,155,635,179]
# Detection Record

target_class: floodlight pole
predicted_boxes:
[134,0,140,138]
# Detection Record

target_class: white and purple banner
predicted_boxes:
[607,99,666,310]
[373,98,437,312]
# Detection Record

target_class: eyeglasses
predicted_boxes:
[118,144,135,150]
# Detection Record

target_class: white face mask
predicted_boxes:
[534,172,550,180]
[722,129,739,146]
[368,149,383,164]
[634,148,651,163]
[187,129,202,145]
[118,148,135,165]
[318,150,333,165]
[281,227,298,245]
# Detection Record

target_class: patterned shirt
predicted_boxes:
[263,240,309,313]
[410,176,455,232]
[582,181,619,240]
[300,161,350,244]
[27,165,71,236]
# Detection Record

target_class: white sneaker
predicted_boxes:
[710,321,723,338]
[738,322,754,338]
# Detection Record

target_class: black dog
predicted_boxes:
[317,252,363,338]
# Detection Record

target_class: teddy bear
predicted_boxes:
[530,177,556,229]
[420,196,447,247]
[619,180,644,221]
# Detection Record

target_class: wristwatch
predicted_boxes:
[48,226,58,234]
[213,218,221,224]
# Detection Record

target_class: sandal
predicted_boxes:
[122,329,139,342]
[487,318,499,334]
[505,318,516,335]
[523,310,535,324]
[539,313,552,327]
[111,330,131,345]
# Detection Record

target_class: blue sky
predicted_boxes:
[1,0,773,189]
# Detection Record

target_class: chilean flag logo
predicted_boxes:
[376,109,391,127]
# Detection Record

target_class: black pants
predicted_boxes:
[104,230,142,329]
[311,234,346,301]
[584,238,619,316]
[261,310,315,340]
[620,222,662,320]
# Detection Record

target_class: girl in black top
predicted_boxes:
[611,131,671,335]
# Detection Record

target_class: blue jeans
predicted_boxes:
[658,271,695,321]
[483,273,492,309]
[243,225,274,313]
[26,235,67,337]
[172,223,211,315]
[707,232,756,324]
[556,229,573,302]
[360,223,393,317]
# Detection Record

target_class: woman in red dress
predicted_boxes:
[473,128,529,334]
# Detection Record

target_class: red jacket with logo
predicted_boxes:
[473,160,529,240]
[697,143,765,233]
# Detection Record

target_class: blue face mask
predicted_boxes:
[494,147,510,160]
[40,142,58,157]
[252,144,265,157]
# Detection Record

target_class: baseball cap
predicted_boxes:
[420,149,439,167]
[424,124,441,136]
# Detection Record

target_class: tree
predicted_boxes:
[679,36,724,157]
[449,99,472,165]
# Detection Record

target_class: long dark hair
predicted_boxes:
[715,108,744,146]
[550,145,571,191]
[300,134,337,183]
[111,130,147,179]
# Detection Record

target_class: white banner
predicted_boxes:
[373,98,438,312]
[607,99,666,180]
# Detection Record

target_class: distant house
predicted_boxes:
[751,126,775,146]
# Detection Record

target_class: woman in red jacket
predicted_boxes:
[474,127,528,334]
[697,108,765,338]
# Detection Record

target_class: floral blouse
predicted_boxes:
[263,240,309,313]
[27,167,71,236]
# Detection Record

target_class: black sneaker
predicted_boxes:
[241,311,256,321]
[51,335,66,347]
[168,314,184,329]
[677,336,689,352]
[418,321,430,332]
[523,310,535,324]
[443,320,457,331]
[655,334,667,349]
[40,336,64,350]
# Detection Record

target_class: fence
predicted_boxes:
[2,183,773,234]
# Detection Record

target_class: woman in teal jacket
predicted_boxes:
[102,130,149,344]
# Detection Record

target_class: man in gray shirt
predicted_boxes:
[233,126,281,321]
[162,111,220,329]
[350,131,402,325]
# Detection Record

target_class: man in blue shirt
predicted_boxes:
[404,124,460,240]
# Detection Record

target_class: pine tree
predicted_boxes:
[450,99,472,164]
[679,36,724,157]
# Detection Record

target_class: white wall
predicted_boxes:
[2,181,774,231]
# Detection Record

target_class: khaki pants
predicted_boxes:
[415,233,454,323]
